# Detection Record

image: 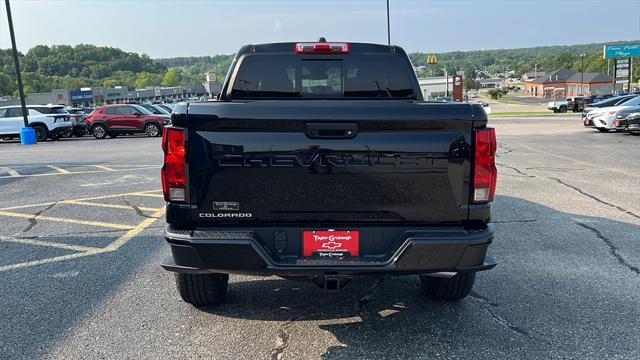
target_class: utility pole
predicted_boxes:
[445,68,449,97]
[580,53,585,95]
[386,0,391,46]
[4,0,35,144]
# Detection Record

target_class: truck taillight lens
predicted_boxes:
[161,128,186,202]
[295,42,350,54]
[473,128,497,203]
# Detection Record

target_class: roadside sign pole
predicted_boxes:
[4,0,36,144]
[612,59,617,95]
[628,57,632,92]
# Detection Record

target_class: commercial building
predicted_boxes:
[521,71,546,82]
[0,85,206,107]
[524,69,614,98]
[417,76,453,100]
[477,78,502,89]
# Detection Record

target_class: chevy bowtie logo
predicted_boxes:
[321,241,342,250]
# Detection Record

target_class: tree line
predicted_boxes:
[409,40,639,90]
[0,44,203,97]
[1,41,638,97]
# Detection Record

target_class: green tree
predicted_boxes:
[102,79,119,88]
[163,69,180,87]
[134,72,162,89]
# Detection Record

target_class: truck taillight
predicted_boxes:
[473,128,497,203]
[161,128,186,202]
[295,42,349,54]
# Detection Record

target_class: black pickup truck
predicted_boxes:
[161,41,497,306]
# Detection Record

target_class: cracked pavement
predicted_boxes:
[1,118,639,359]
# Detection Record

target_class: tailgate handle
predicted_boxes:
[305,123,358,139]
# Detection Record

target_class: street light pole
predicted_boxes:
[386,0,390,46]
[580,53,585,96]
[5,0,27,126]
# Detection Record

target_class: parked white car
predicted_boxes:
[0,105,73,141]
[586,96,640,132]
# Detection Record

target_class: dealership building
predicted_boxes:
[0,85,207,107]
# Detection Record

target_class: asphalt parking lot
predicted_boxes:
[1,117,639,359]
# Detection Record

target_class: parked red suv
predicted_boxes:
[86,104,169,139]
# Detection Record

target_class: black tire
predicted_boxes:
[597,128,610,133]
[92,124,108,139]
[552,109,558,113]
[559,106,567,113]
[145,123,161,137]
[419,272,476,301]
[175,273,229,306]
[32,125,48,142]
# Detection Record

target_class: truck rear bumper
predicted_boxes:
[162,225,496,276]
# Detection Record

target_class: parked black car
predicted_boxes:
[614,110,640,135]
[65,107,89,136]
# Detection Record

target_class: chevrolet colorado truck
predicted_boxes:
[161,41,497,306]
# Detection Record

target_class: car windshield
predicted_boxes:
[50,107,69,114]
[141,105,161,114]
[132,104,153,115]
[621,96,640,107]
[152,105,170,114]
[231,54,416,99]
[592,96,633,107]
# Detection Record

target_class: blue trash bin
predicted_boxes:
[20,127,37,145]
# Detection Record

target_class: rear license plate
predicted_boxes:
[302,230,359,258]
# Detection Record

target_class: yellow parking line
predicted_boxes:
[129,193,165,198]
[0,251,103,272]
[0,236,100,252]
[0,189,163,211]
[104,208,165,251]
[62,200,161,212]
[93,165,115,171]
[0,201,57,211]
[70,190,161,202]
[0,166,161,179]
[0,208,166,272]
[0,210,134,230]
[47,165,71,174]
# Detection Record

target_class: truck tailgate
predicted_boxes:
[180,100,481,226]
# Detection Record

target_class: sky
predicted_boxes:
[0,0,639,58]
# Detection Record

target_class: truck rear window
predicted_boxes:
[231,54,416,99]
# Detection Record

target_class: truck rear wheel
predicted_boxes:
[175,273,229,306]
[419,272,475,301]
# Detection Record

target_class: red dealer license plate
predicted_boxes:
[302,230,360,258]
